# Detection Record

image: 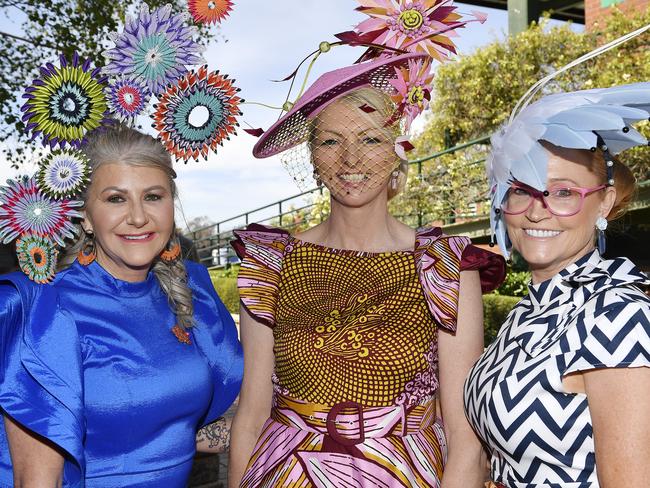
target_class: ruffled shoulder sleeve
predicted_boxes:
[414,227,506,332]
[186,261,243,426]
[0,273,84,481]
[231,224,291,328]
[564,287,650,375]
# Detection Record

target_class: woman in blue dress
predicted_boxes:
[0,126,243,487]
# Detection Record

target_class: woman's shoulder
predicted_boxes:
[415,226,506,293]
[230,224,292,275]
[0,270,60,303]
[233,223,291,243]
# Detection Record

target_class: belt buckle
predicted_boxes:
[325,401,365,446]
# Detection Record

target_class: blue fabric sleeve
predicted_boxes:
[185,262,243,426]
[0,273,85,483]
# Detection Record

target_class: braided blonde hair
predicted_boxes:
[59,126,195,330]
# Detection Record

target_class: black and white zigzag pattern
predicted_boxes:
[464,251,650,487]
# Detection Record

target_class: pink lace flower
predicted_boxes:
[389,58,434,130]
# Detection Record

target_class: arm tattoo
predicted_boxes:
[197,416,230,452]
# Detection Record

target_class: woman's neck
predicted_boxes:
[314,196,413,252]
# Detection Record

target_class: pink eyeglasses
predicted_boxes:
[502,183,607,217]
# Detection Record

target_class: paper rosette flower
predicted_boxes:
[0,176,83,246]
[21,52,110,149]
[341,0,486,62]
[107,76,151,122]
[389,58,434,130]
[188,0,234,25]
[153,66,242,161]
[16,233,58,283]
[103,3,205,95]
[37,149,91,199]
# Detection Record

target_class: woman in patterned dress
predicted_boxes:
[464,83,650,487]
[228,53,505,487]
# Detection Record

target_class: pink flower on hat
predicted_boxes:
[389,58,434,130]
[352,0,465,62]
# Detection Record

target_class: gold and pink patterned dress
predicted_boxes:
[232,224,504,487]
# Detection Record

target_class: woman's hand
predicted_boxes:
[439,270,488,488]
[585,366,650,487]
[227,306,275,488]
[5,416,64,488]
[196,416,232,453]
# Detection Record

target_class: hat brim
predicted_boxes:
[253,52,429,159]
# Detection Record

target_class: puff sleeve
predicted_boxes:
[186,261,243,425]
[231,224,291,328]
[0,273,84,483]
[564,289,650,375]
[414,227,505,332]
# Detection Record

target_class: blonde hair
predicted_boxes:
[60,126,194,330]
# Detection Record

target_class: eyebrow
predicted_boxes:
[316,129,343,138]
[100,185,168,194]
[316,128,383,138]
[548,177,580,186]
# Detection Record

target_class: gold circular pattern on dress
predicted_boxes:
[274,240,438,407]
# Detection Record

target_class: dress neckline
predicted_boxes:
[288,234,416,257]
[72,260,158,298]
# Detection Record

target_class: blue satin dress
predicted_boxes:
[0,260,242,487]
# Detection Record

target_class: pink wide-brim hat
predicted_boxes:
[253,52,429,159]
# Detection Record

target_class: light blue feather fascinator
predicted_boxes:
[487,23,650,258]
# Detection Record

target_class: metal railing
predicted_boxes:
[187,135,494,267]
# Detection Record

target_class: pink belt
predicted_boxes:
[271,392,437,446]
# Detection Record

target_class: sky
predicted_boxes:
[0,1,580,231]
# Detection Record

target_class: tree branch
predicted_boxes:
[0,30,58,50]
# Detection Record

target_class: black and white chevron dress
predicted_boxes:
[464,251,650,487]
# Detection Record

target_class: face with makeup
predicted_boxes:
[504,145,617,283]
[309,90,400,207]
[82,163,175,282]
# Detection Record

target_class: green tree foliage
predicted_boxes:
[395,9,650,225]
[0,0,219,167]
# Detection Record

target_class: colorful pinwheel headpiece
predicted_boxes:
[487,83,650,258]
[6,50,104,282]
[4,2,243,282]
[250,0,486,192]
[101,2,243,163]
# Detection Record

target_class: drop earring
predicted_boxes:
[390,170,399,190]
[160,238,181,263]
[313,169,322,188]
[78,229,96,266]
[595,216,608,255]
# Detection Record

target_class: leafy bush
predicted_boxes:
[211,276,240,314]
[210,265,240,280]
[494,270,531,297]
[483,294,521,345]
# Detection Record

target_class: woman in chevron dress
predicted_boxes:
[464,83,650,488]
[228,53,506,487]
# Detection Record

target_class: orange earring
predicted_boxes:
[160,241,181,262]
[77,231,96,266]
